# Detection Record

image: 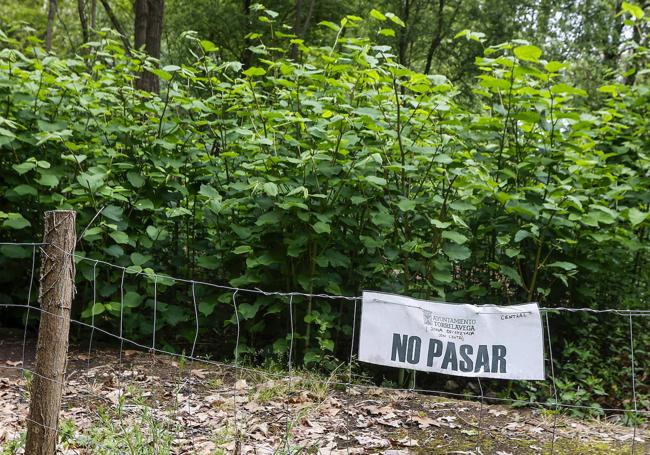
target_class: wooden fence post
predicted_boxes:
[25,210,76,454]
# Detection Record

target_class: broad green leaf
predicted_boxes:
[628,208,648,226]
[37,173,59,187]
[130,252,152,266]
[109,231,129,244]
[263,182,278,196]
[397,199,417,212]
[243,66,266,77]
[197,255,220,269]
[547,261,577,271]
[312,221,331,234]
[200,39,218,52]
[514,45,542,62]
[370,9,386,21]
[385,12,406,27]
[199,301,216,317]
[13,162,36,175]
[622,2,644,19]
[443,243,471,261]
[127,171,145,188]
[500,265,523,287]
[442,230,468,244]
[365,175,387,186]
[2,213,31,230]
[233,245,253,254]
[13,184,37,196]
[124,291,143,308]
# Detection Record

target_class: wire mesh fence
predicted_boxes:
[0,240,648,454]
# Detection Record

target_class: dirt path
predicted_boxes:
[0,337,647,454]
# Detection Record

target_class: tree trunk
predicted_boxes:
[290,0,304,60]
[424,0,446,74]
[99,0,132,51]
[45,0,58,51]
[134,0,165,93]
[397,0,411,67]
[241,0,253,68]
[78,0,90,44]
[90,0,97,30]
[24,210,76,455]
[134,0,148,50]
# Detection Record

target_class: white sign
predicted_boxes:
[358,291,545,380]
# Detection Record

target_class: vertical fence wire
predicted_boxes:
[545,311,559,453]
[284,294,294,452]
[476,377,484,452]
[231,290,241,449]
[20,245,37,377]
[187,281,199,416]
[152,275,158,354]
[409,370,416,449]
[87,260,98,369]
[628,314,638,455]
[118,268,126,364]
[345,298,358,455]
[3,242,650,453]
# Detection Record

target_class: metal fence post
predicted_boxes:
[25,210,76,454]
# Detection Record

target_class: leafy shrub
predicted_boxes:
[0,9,647,412]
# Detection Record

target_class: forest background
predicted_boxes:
[0,0,648,417]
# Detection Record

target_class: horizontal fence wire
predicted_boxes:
[0,240,647,454]
[3,240,650,311]
[1,302,648,416]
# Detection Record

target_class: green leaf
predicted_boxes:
[200,39,218,52]
[441,230,468,244]
[2,213,31,230]
[199,301,216,317]
[36,173,59,187]
[318,20,340,31]
[500,265,523,287]
[238,302,260,320]
[263,182,278,196]
[197,255,220,269]
[547,261,577,271]
[103,205,123,222]
[127,171,145,188]
[371,210,393,227]
[397,198,417,212]
[134,199,154,210]
[13,184,37,197]
[130,252,151,266]
[13,162,36,175]
[199,184,220,198]
[82,303,105,318]
[312,221,331,234]
[243,66,266,77]
[370,9,386,21]
[385,12,406,27]
[151,68,172,81]
[622,2,644,19]
[514,45,542,62]
[628,208,648,227]
[256,212,281,226]
[124,291,143,308]
[365,175,387,186]
[442,243,471,261]
[514,230,531,242]
[109,231,129,244]
[545,61,567,72]
[233,245,253,254]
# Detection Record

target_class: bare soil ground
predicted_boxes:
[0,334,647,454]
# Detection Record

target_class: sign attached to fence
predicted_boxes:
[358,291,545,380]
